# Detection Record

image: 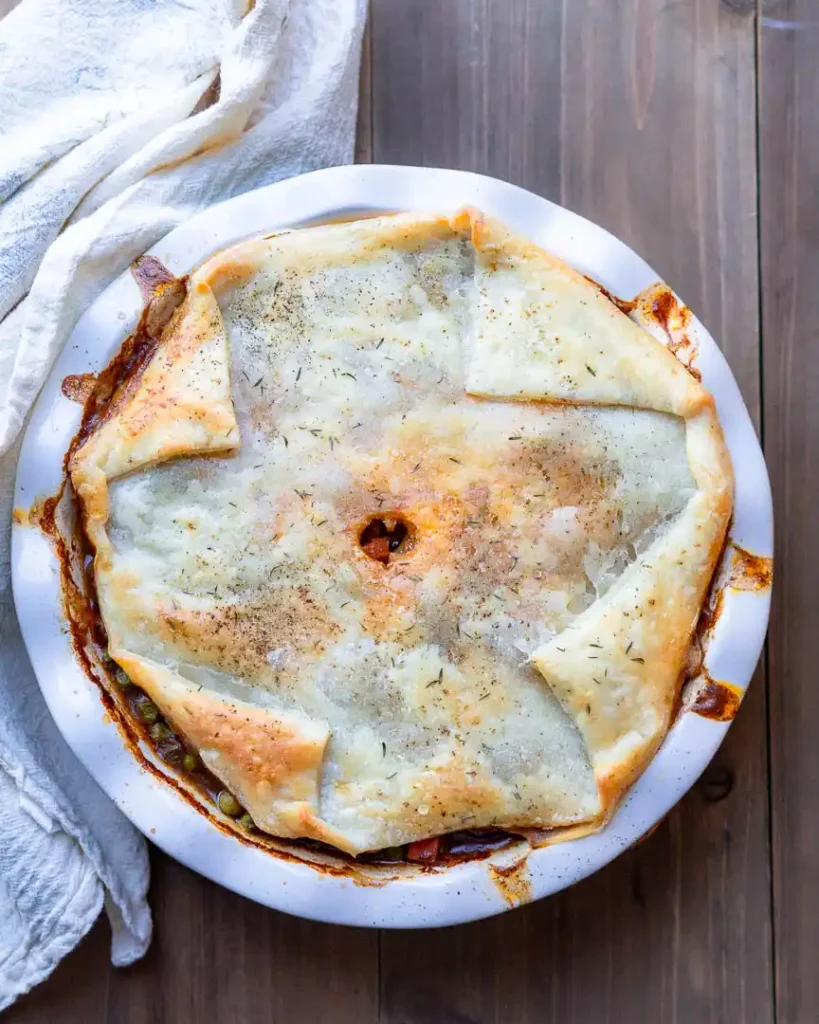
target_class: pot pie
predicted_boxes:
[69,210,733,859]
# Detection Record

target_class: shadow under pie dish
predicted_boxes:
[66,206,732,862]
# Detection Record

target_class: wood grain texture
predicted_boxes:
[760,2,819,1022]
[371,1,771,1020]
[355,11,373,164]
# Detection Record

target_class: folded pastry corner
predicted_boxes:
[113,651,334,844]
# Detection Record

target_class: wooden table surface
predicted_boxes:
[6,1,816,1022]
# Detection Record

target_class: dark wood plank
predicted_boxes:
[759,3,819,1022]
[371,1,772,1021]
[372,0,563,190]
[8,851,380,1024]
[355,10,373,165]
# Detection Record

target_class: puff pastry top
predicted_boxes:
[70,210,732,855]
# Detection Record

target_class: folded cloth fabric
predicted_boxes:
[0,0,366,1007]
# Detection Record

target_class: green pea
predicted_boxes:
[137,701,159,724]
[217,790,242,817]
[237,813,255,830]
[149,722,172,742]
[112,667,131,688]
[182,753,198,773]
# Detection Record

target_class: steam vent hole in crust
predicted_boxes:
[359,514,415,565]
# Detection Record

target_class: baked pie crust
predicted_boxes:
[69,210,732,855]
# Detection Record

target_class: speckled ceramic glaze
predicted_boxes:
[11,166,773,927]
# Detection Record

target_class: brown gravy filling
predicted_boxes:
[49,260,750,871]
[689,675,742,723]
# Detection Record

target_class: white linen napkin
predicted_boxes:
[0,0,366,1007]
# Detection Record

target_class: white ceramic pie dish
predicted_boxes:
[11,165,773,928]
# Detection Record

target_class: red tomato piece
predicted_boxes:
[406,837,442,863]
